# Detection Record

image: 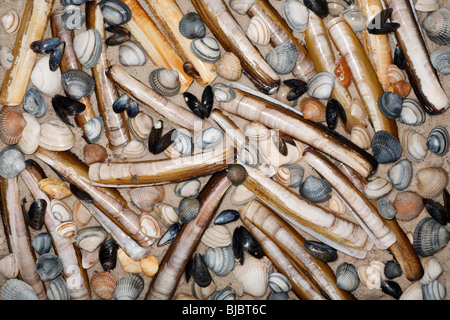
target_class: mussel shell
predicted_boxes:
[191,253,212,287]
[61,69,95,100]
[304,0,329,18]
[378,92,403,120]
[430,49,450,75]
[27,198,47,230]
[367,9,400,34]
[179,12,206,39]
[191,37,221,63]
[307,72,335,100]
[99,238,118,272]
[126,100,139,118]
[388,159,413,191]
[105,25,131,46]
[335,262,359,292]
[326,98,347,130]
[233,226,264,259]
[299,175,332,203]
[201,85,214,118]
[73,28,102,69]
[371,130,402,164]
[423,198,448,225]
[157,222,182,247]
[304,240,338,262]
[32,232,53,255]
[394,45,406,70]
[426,126,449,156]
[398,98,426,126]
[0,146,26,179]
[49,41,66,72]
[265,42,298,75]
[282,0,310,33]
[36,253,64,282]
[413,217,450,257]
[381,280,402,299]
[113,93,130,114]
[52,94,86,125]
[214,209,239,225]
[23,87,47,118]
[99,0,132,26]
[384,260,403,280]
[422,8,450,45]
[30,37,60,54]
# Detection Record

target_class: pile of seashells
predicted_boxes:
[0,0,449,302]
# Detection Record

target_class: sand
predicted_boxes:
[0,0,449,302]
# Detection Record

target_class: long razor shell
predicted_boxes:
[121,0,193,93]
[192,0,280,94]
[304,11,365,133]
[144,0,217,86]
[355,0,394,92]
[0,0,55,106]
[0,177,47,299]
[145,170,232,300]
[327,17,399,139]
[86,2,131,158]
[88,144,236,187]
[19,163,91,300]
[228,164,374,259]
[50,8,96,143]
[219,84,377,178]
[247,0,316,82]
[302,149,396,250]
[385,0,450,114]
[241,199,356,300]
[33,147,156,248]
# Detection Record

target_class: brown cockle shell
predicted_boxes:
[129,186,165,213]
[91,271,116,300]
[215,52,242,81]
[299,97,326,122]
[416,167,449,199]
[0,106,27,145]
[393,191,424,221]
[393,80,411,98]
[84,144,108,165]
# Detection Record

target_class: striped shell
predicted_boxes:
[268,272,292,293]
[402,129,428,162]
[247,16,271,46]
[336,262,359,292]
[191,37,221,62]
[388,159,413,191]
[174,179,201,198]
[400,282,423,300]
[31,233,53,256]
[1,9,20,34]
[399,98,426,126]
[203,245,235,276]
[1,279,39,300]
[51,199,72,221]
[149,68,181,97]
[350,125,371,150]
[282,0,310,32]
[229,0,255,14]
[73,28,103,69]
[61,69,95,100]
[75,226,108,253]
[17,113,41,155]
[283,164,304,188]
[91,271,117,300]
[422,8,450,45]
[328,193,347,215]
[119,41,147,66]
[201,225,232,248]
[265,42,298,75]
[234,256,273,297]
[139,213,161,238]
[153,203,179,228]
[55,221,78,239]
[0,107,26,145]
[377,197,397,220]
[299,175,332,203]
[299,97,326,122]
[129,186,165,213]
[0,254,18,279]
[363,176,393,199]
[47,276,71,300]
[114,274,145,300]
[393,191,424,221]
[386,64,406,84]
[83,116,104,144]
[416,167,449,199]
[307,72,335,100]
[413,217,450,257]
[274,166,291,187]
[128,112,153,140]
[423,280,446,300]
[211,286,235,300]
[430,49,450,75]
[36,253,64,281]
[427,126,449,156]
[99,0,132,26]
[215,52,242,81]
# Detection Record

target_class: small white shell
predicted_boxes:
[307,72,335,100]
[282,0,309,32]
[122,140,148,159]
[128,112,153,140]
[234,256,273,297]
[0,254,18,279]
[17,113,41,155]
[230,184,255,205]
[328,194,346,215]
[363,177,393,199]
[421,256,443,285]
[399,98,426,126]
[0,46,13,69]
[400,281,423,300]
[153,203,179,228]
[196,127,224,149]
[1,9,20,34]
[247,16,271,46]
[357,261,385,290]
[51,199,72,222]
[73,28,103,69]
[39,120,75,152]
[350,125,371,150]
[191,37,221,63]
[119,41,147,66]
[201,225,232,248]
[415,0,440,12]
[30,55,63,97]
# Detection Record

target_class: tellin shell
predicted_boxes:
[73,28,103,69]
[18,113,41,155]
[119,41,147,66]
[402,129,428,162]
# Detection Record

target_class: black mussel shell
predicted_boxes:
[105,26,131,46]
[158,222,182,247]
[30,37,60,54]
[27,199,47,230]
[304,240,338,262]
[232,227,244,265]
[367,9,400,35]
[201,85,213,118]
[304,0,329,18]
[99,238,118,272]
[49,41,65,72]
[214,209,240,225]
[148,120,163,154]
[126,100,139,118]
[423,198,448,225]
[394,46,406,70]
[384,259,403,280]
[185,255,193,283]
[381,280,402,300]
[444,189,449,214]
[69,183,93,203]
[275,132,296,156]
[183,61,200,79]
[52,94,86,126]
[112,93,130,113]
[191,252,212,287]
[283,79,307,101]
[152,129,176,154]
[183,92,204,119]
[326,99,346,130]
[235,226,264,259]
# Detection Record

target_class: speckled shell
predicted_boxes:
[0,106,26,145]
[1,279,39,300]
[91,271,116,300]
[307,72,335,100]
[336,262,359,292]
[299,175,332,203]
[234,256,273,297]
[191,37,221,62]
[129,186,165,213]
[201,225,232,248]
[388,159,413,191]
[268,272,292,293]
[36,253,64,281]
[282,0,310,32]
[174,179,201,198]
[39,120,75,152]
[427,126,449,156]
[119,41,147,66]
[399,98,426,126]
[1,9,20,34]
[416,167,449,199]
[265,42,298,75]
[203,245,235,276]
[247,16,271,46]
[402,129,428,162]
[299,97,326,122]
[215,52,242,81]
[363,177,393,199]
[334,57,352,88]
[114,274,145,300]
[38,178,72,200]
[413,217,450,257]
[393,191,424,221]
[422,8,450,45]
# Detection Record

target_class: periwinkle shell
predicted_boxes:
[371,130,402,164]
[299,175,332,203]
[427,126,449,156]
[179,12,206,39]
[304,240,338,262]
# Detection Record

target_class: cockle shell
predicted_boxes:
[191,37,221,63]
[415,0,440,12]
[84,144,108,165]
[73,28,102,69]
[234,256,273,297]
[336,262,359,292]
[203,245,235,277]
[61,69,95,100]
[122,140,148,159]
[51,199,72,221]
[413,217,450,257]
[0,146,25,179]
[402,129,428,162]
[149,68,181,97]
[300,175,332,203]
[1,9,20,34]
[393,191,424,221]
[119,41,147,66]
[114,274,145,300]
[421,256,443,285]
[0,254,18,279]
[416,167,449,199]
[399,98,426,126]
[174,179,201,198]
[47,276,70,300]
[378,92,404,119]
[75,226,108,253]
[31,233,53,256]
[128,112,153,141]
[363,176,393,199]
[30,55,62,97]
[39,120,75,152]
[427,126,449,156]
[430,49,450,75]
[17,113,41,155]
[91,271,116,300]
[38,178,72,200]
[350,125,371,150]
[201,225,232,248]
[423,280,446,300]
[215,52,242,81]
[0,106,26,145]
[0,46,13,69]
[129,186,165,213]
[328,193,347,215]
[23,87,47,118]
[247,16,271,46]
[357,261,385,290]
[307,72,335,99]
[36,253,64,281]
[400,281,423,300]
[388,159,413,191]
[117,248,142,273]
[179,12,206,39]
[229,0,255,15]
[265,42,298,75]
[422,8,450,45]
[299,97,326,122]
[1,279,39,300]
[139,213,161,239]
[178,197,200,223]
[99,0,132,26]
[282,0,310,32]
[268,272,292,293]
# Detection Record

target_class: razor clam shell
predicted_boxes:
[191,37,221,63]
[398,98,426,126]
[73,28,103,69]
[265,42,298,75]
[299,175,332,203]
[23,87,47,118]
[179,12,206,39]
[307,71,335,99]
[282,0,310,32]
[203,245,235,276]
[388,159,413,191]
[422,8,450,45]
[119,41,147,66]
[430,49,450,75]
[363,176,393,199]
[427,126,449,156]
